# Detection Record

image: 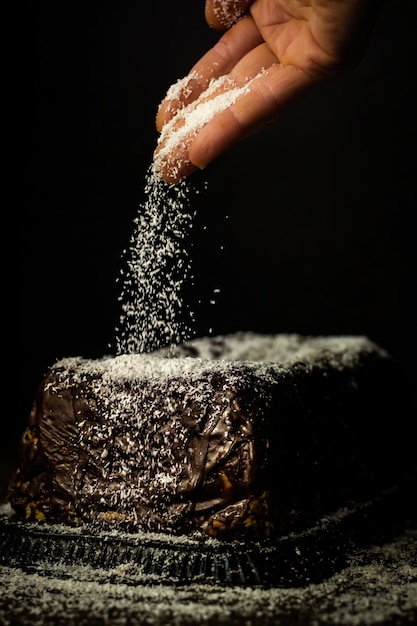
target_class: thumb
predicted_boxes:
[205,0,253,30]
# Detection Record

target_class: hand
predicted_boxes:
[154,0,381,184]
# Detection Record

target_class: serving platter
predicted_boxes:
[1,476,415,587]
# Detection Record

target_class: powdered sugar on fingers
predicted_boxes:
[156,72,203,128]
[153,73,262,183]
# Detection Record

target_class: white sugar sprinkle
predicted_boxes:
[114,167,198,354]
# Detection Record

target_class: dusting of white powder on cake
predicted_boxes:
[61,334,382,383]
[42,334,390,535]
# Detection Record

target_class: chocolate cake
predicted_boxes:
[7,332,412,541]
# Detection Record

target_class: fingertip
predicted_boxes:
[152,148,199,186]
[205,0,252,30]
[188,126,218,172]
[188,150,208,173]
[204,4,227,30]
[155,109,163,133]
[155,99,178,133]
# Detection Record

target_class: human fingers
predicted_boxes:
[189,63,313,169]
[156,16,262,132]
[205,0,253,30]
[154,73,253,184]
[153,61,313,184]
[154,39,278,183]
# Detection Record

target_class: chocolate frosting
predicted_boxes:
[7,333,413,540]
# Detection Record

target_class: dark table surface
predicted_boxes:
[1,478,416,626]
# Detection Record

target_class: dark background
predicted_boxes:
[4,0,416,490]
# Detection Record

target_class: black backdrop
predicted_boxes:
[6,0,416,486]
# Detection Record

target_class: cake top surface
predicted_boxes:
[52,332,386,384]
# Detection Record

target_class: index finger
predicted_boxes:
[156,16,263,131]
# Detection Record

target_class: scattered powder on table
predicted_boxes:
[1,513,416,626]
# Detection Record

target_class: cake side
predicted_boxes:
[9,357,277,537]
[7,333,412,540]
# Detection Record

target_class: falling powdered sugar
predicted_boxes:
[114,167,198,355]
